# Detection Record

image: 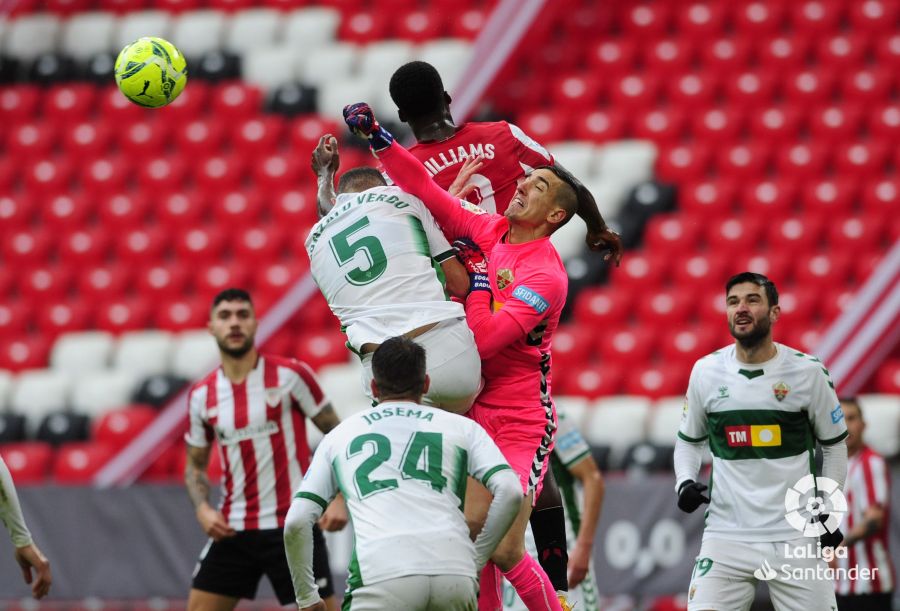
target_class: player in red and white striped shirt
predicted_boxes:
[835,397,894,610]
[184,288,343,611]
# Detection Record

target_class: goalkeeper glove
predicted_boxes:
[453,238,490,293]
[677,480,710,513]
[343,102,394,152]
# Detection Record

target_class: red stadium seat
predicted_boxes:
[725,69,780,109]
[735,252,793,286]
[38,300,93,338]
[766,215,824,257]
[518,111,570,145]
[0,443,54,484]
[115,227,170,265]
[586,39,638,76]
[861,178,900,215]
[875,360,900,394]
[0,86,41,123]
[261,331,295,358]
[95,299,154,334]
[794,252,854,287]
[833,141,889,180]
[211,189,265,226]
[785,326,825,355]
[822,288,857,324]
[46,0,92,14]
[234,224,288,260]
[572,287,634,329]
[570,108,627,143]
[252,153,304,193]
[174,118,227,157]
[739,178,797,218]
[875,33,900,71]
[138,155,190,192]
[624,364,689,399]
[867,104,900,139]
[296,331,349,370]
[0,193,36,231]
[288,115,342,153]
[643,38,696,74]
[632,108,686,145]
[636,290,693,327]
[773,143,830,180]
[136,263,191,301]
[656,144,712,183]
[659,326,719,365]
[783,68,837,106]
[194,153,247,195]
[827,215,886,250]
[690,107,745,145]
[3,229,53,267]
[6,122,57,159]
[271,188,319,228]
[138,442,180,483]
[98,191,151,231]
[92,406,158,450]
[155,297,208,331]
[556,363,623,399]
[196,262,251,301]
[677,2,727,38]
[849,0,899,34]
[531,38,585,74]
[678,179,738,218]
[253,262,306,304]
[42,84,96,122]
[53,442,115,484]
[550,73,603,113]
[0,302,32,337]
[231,116,284,156]
[174,226,227,264]
[24,157,75,196]
[808,104,864,143]
[605,327,656,370]
[620,3,671,38]
[715,142,771,180]
[80,156,133,196]
[789,0,844,35]
[0,336,51,371]
[77,264,131,302]
[550,324,595,371]
[756,34,812,71]
[156,190,210,229]
[609,73,661,110]
[0,157,18,192]
[18,265,74,303]
[841,68,895,105]
[339,11,390,43]
[777,287,818,330]
[58,228,112,267]
[705,216,764,253]
[99,0,146,12]
[855,250,886,281]
[609,252,669,290]
[449,7,488,40]
[748,106,803,145]
[61,120,113,158]
[699,37,753,77]
[156,80,209,122]
[395,9,444,42]
[698,287,728,326]
[41,192,93,232]
[642,214,703,252]
[209,0,254,11]
[117,118,168,157]
[732,1,785,36]
[666,72,720,108]
[99,85,147,124]
[671,253,729,291]
[815,34,869,71]
[801,178,857,217]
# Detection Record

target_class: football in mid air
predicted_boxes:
[114,36,188,108]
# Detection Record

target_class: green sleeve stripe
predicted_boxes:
[434,249,456,263]
[562,449,591,469]
[678,431,708,443]
[481,464,512,486]
[818,430,849,446]
[294,491,329,511]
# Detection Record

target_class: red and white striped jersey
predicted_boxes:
[185,354,327,531]
[835,446,895,594]
[407,121,553,215]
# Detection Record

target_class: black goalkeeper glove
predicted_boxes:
[818,514,844,548]
[677,480,710,513]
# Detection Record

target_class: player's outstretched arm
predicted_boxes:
[0,456,52,599]
[284,497,327,611]
[567,455,605,587]
[312,134,340,217]
[185,444,236,540]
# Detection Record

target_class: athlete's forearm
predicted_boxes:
[0,456,32,547]
[464,291,526,359]
[474,470,522,568]
[316,168,337,217]
[185,446,212,509]
[673,437,705,493]
[571,459,604,549]
[821,441,848,491]
[284,498,325,608]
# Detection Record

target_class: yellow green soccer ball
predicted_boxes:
[114,37,187,108]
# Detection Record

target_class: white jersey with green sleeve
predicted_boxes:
[305,186,464,352]
[678,343,848,543]
[295,401,513,587]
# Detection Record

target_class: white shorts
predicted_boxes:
[345,574,477,611]
[687,537,837,611]
[361,317,482,414]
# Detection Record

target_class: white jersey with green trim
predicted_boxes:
[296,400,512,587]
[305,186,464,351]
[678,343,848,543]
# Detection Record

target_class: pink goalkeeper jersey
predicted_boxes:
[379,142,567,409]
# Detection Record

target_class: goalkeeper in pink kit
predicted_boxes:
[344,103,620,611]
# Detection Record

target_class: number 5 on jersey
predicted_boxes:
[329,216,387,286]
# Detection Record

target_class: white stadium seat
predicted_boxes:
[317,78,378,124]
[283,7,340,51]
[4,14,60,61]
[418,39,472,93]
[10,370,72,434]
[549,212,587,262]
[61,12,117,60]
[170,10,226,58]
[225,8,282,54]
[113,331,175,378]
[584,396,651,455]
[170,330,219,381]
[548,142,599,181]
[358,41,414,87]
[242,46,302,92]
[300,43,359,87]
[71,371,139,418]
[317,361,370,420]
[859,394,900,457]
[51,332,115,375]
[0,371,13,412]
[595,140,658,192]
[0,19,8,48]
[115,11,173,50]
[647,396,684,446]
[582,178,628,221]
[554,396,590,432]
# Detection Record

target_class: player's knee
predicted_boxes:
[491,539,525,572]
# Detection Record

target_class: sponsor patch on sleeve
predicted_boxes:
[512,285,549,313]
[831,404,844,424]
[459,200,488,215]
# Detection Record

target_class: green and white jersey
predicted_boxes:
[305,186,463,351]
[296,400,512,588]
[679,343,848,543]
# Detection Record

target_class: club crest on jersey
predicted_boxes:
[773,381,790,402]
[496,268,514,290]
[265,388,283,408]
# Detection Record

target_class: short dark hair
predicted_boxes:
[840,396,862,417]
[211,288,253,311]
[389,61,445,120]
[538,165,580,230]
[725,272,779,306]
[337,167,387,194]
[372,337,427,399]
